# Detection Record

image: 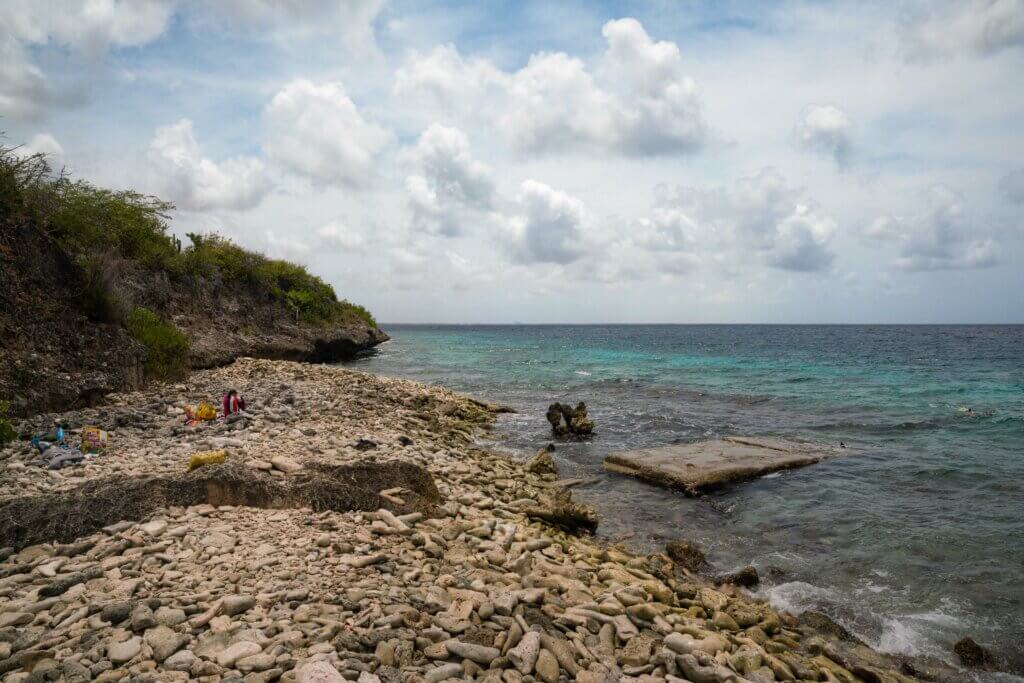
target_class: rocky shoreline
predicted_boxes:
[0,359,948,682]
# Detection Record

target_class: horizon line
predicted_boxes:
[378,322,1024,326]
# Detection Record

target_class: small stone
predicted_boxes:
[665,540,708,572]
[223,595,257,616]
[140,519,168,536]
[445,640,500,665]
[108,636,142,664]
[508,631,540,674]
[237,653,277,672]
[534,649,560,683]
[155,606,187,626]
[145,625,188,662]
[217,641,263,667]
[0,612,32,628]
[316,533,331,548]
[271,455,302,473]
[164,650,196,672]
[426,663,464,683]
[296,660,346,683]
[62,659,92,683]
[101,601,131,624]
[131,602,157,631]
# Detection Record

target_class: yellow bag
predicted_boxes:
[187,449,226,472]
[194,402,217,421]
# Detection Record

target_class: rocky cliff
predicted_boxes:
[0,146,386,416]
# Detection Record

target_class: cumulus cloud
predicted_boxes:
[395,17,707,157]
[870,185,1001,271]
[14,133,66,168]
[263,79,391,187]
[148,119,269,211]
[402,124,495,236]
[507,180,588,264]
[999,168,1024,203]
[652,168,837,272]
[319,221,367,251]
[0,0,176,120]
[903,0,1024,60]
[796,105,852,168]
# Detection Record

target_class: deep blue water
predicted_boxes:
[349,325,1024,671]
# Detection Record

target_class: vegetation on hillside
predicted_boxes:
[0,141,377,329]
[126,307,190,380]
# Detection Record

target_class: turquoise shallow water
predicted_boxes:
[349,325,1024,672]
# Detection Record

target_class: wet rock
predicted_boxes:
[546,403,594,436]
[953,637,994,669]
[718,566,759,587]
[526,447,558,476]
[665,540,708,573]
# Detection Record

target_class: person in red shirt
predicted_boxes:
[222,389,246,417]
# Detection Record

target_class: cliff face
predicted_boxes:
[0,223,386,416]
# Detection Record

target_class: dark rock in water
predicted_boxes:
[953,636,994,669]
[798,611,862,644]
[665,540,708,573]
[719,565,759,588]
[546,402,594,436]
[526,448,558,475]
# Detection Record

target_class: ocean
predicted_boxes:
[349,324,1024,672]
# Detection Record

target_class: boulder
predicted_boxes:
[546,402,594,436]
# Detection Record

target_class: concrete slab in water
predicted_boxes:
[602,436,838,495]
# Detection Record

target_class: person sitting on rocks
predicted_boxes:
[222,389,246,417]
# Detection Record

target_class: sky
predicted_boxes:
[2,0,1023,324]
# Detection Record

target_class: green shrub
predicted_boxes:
[126,307,190,380]
[0,401,17,446]
[1,141,379,331]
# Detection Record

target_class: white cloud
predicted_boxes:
[14,133,66,168]
[999,168,1024,203]
[148,119,269,211]
[872,185,1001,271]
[634,208,702,252]
[319,221,367,251]
[903,0,1024,60]
[796,105,852,168]
[0,0,176,120]
[402,124,495,236]
[507,180,587,264]
[656,168,837,272]
[263,79,391,187]
[395,17,708,157]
